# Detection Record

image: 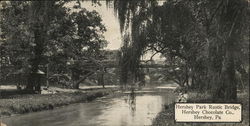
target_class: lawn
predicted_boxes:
[0,88,115,117]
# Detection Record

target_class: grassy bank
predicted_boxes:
[152,91,249,126]
[0,88,115,117]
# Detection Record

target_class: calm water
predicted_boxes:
[1,88,175,126]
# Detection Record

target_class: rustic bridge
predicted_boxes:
[83,60,170,69]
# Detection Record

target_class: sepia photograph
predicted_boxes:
[0,0,249,126]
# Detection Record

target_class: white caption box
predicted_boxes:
[175,103,242,122]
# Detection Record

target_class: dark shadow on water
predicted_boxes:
[128,88,136,117]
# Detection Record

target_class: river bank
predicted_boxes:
[152,91,249,126]
[0,88,116,118]
[1,87,175,126]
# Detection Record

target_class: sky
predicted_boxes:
[81,1,122,50]
[67,1,165,60]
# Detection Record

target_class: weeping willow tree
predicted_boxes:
[106,0,159,87]
[107,0,249,101]
[107,0,204,87]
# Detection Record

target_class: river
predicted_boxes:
[1,87,176,126]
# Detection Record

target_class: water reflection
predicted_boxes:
[2,89,175,126]
[128,89,136,117]
[94,91,172,126]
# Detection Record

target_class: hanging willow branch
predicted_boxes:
[105,0,159,84]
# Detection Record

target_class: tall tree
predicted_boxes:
[207,0,248,101]
[1,1,107,90]
[109,0,249,101]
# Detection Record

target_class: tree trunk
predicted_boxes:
[72,71,94,89]
[26,24,44,92]
[72,69,81,89]
[26,1,50,92]
[98,72,105,88]
[220,37,237,101]
[209,0,243,102]
[211,40,237,101]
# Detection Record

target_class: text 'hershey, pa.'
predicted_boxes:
[175,103,242,122]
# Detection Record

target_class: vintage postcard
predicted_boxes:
[0,0,249,126]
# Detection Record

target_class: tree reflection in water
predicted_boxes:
[127,88,136,117]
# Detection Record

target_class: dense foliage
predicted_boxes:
[0,0,249,102]
[0,1,107,90]
[110,0,249,101]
